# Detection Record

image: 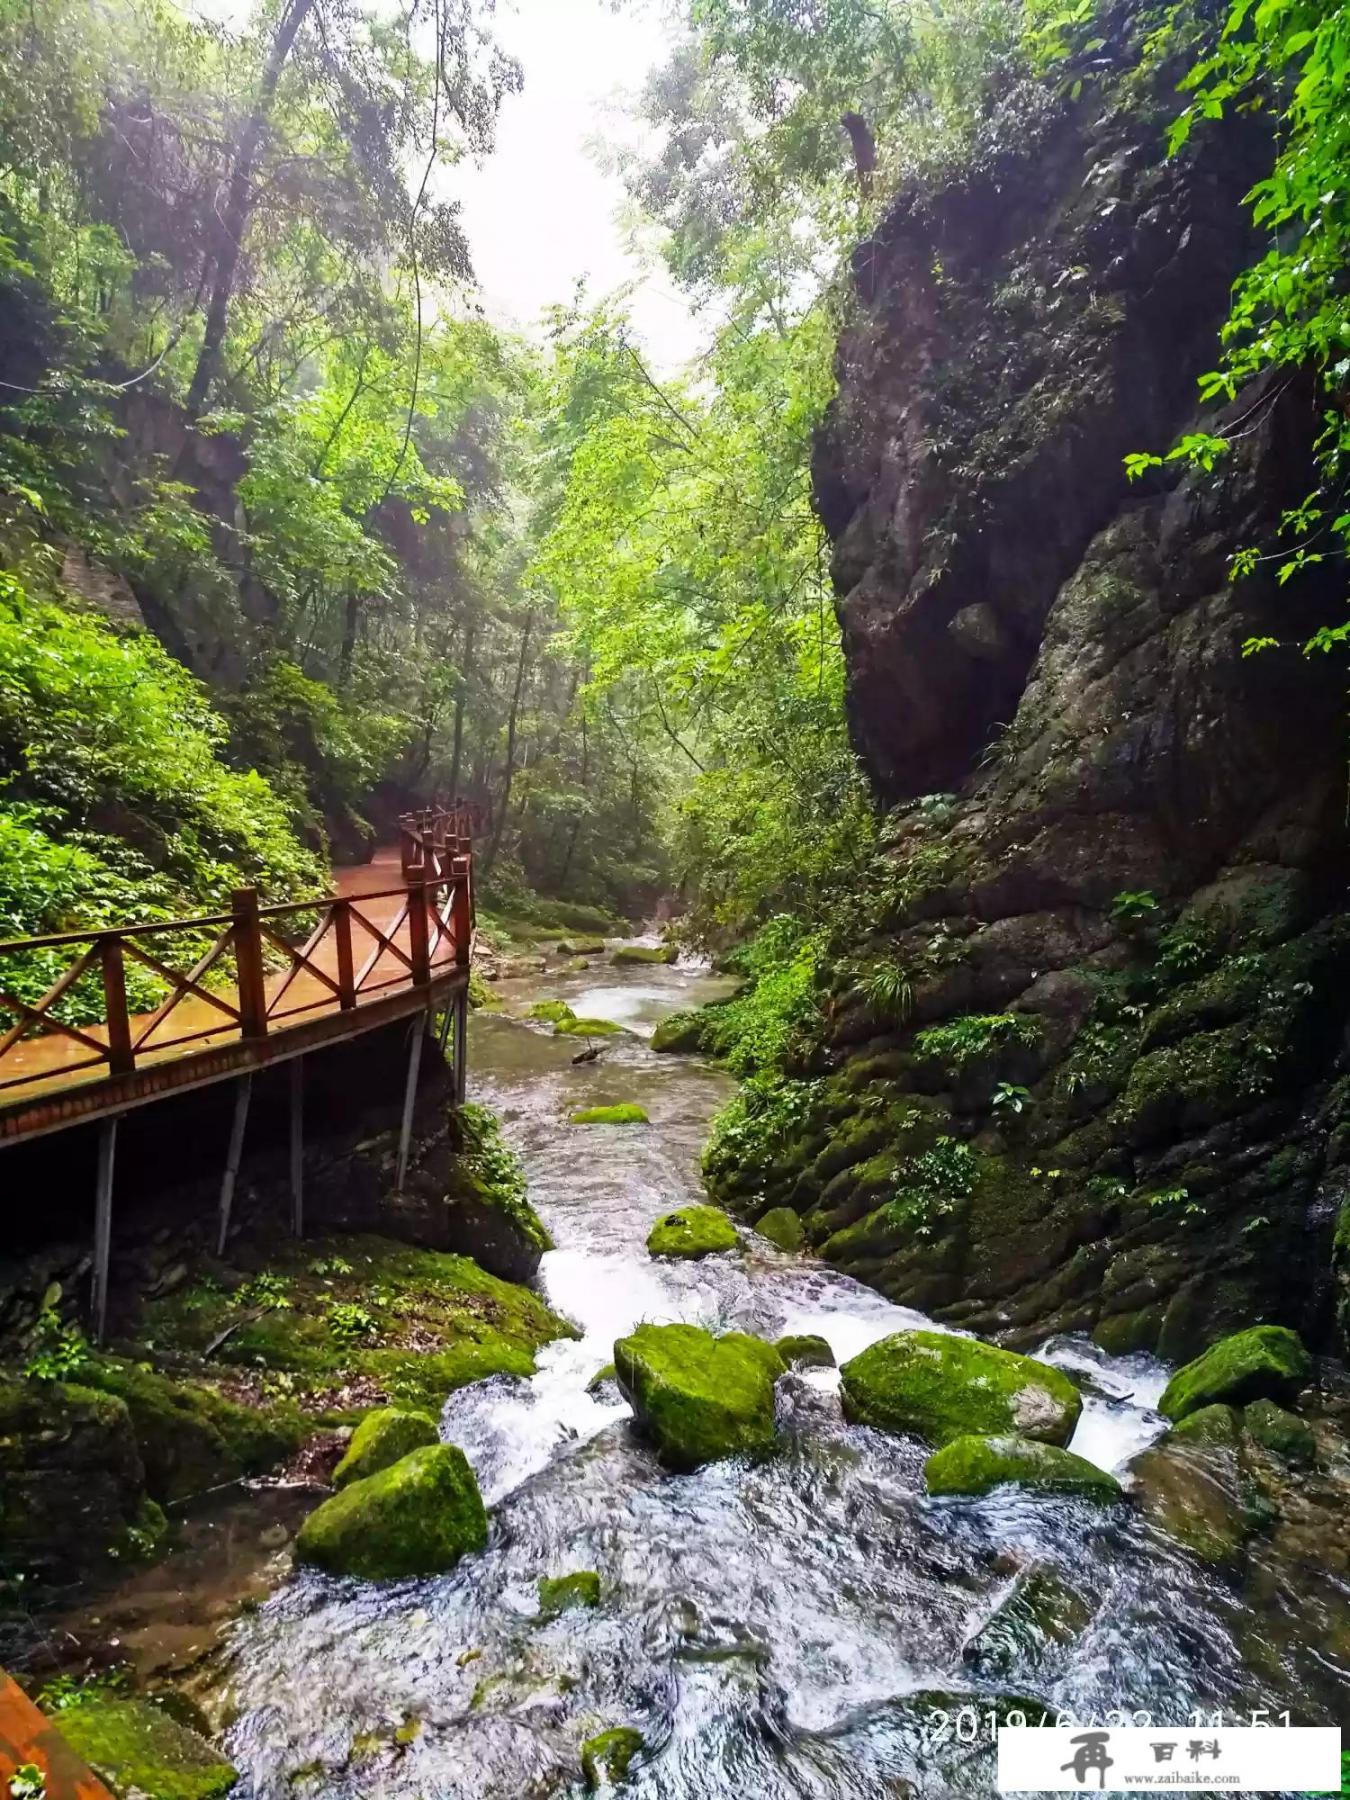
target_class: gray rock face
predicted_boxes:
[711,20,1350,1359]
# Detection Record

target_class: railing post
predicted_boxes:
[408,865,431,987]
[100,936,134,1076]
[232,887,268,1038]
[333,898,356,1010]
[453,855,472,965]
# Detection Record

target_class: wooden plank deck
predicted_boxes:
[0,1672,116,1800]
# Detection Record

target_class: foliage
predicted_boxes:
[915,1012,1042,1069]
[23,1306,91,1382]
[1109,889,1161,926]
[697,915,823,1075]
[991,1080,1032,1115]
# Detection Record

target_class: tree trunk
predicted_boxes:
[185,0,315,417]
[484,608,534,876]
[557,710,588,893]
[449,618,474,797]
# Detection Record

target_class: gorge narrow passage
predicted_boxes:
[220,955,1346,1798]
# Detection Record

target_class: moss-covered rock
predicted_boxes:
[1132,1404,1271,1564]
[581,1726,644,1788]
[839,1330,1081,1447]
[614,1323,784,1469]
[646,1204,739,1258]
[586,1361,618,1393]
[538,1569,601,1618]
[295,1443,488,1580]
[572,1102,649,1125]
[333,1406,438,1488]
[0,1377,149,1581]
[558,940,607,956]
[925,1433,1122,1500]
[449,1102,554,1281]
[82,1358,305,1504]
[754,1206,805,1251]
[775,1333,835,1368]
[56,1698,237,1800]
[1243,1397,1316,1465]
[650,1011,706,1053]
[527,998,576,1023]
[612,945,677,966]
[1158,1325,1311,1421]
[555,1015,625,1037]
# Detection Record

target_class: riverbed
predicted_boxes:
[214,951,1346,1798]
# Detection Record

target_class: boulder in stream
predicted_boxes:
[612,944,677,965]
[581,1726,644,1788]
[754,1206,805,1251]
[332,1406,438,1488]
[614,1322,784,1469]
[1158,1325,1311,1421]
[646,1204,738,1258]
[775,1333,835,1368]
[839,1330,1082,1447]
[56,1696,237,1800]
[925,1434,1122,1501]
[538,1569,601,1619]
[296,1443,487,1580]
[650,1010,706,1053]
[1131,1403,1274,1564]
[527,999,575,1023]
[572,1102,650,1124]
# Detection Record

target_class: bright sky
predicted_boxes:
[453,0,704,371]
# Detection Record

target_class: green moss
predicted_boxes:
[467,968,501,1010]
[924,1434,1121,1500]
[538,1569,601,1618]
[612,944,677,965]
[557,939,607,956]
[839,1330,1081,1447]
[81,1357,305,1503]
[581,1726,644,1788]
[650,1010,706,1053]
[56,1698,236,1800]
[456,1101,553,1254]
[1132,1406,1262,1564]
[614,1323,784,1469]
[774,1334,835,1368]
[528,999,576,1023]
[571,1103,649,1124]
[555,1016,624,1036]
[586,1362,617,1393]
[753,1205,805,1251]
[1243,1398,1316,1465]
[333,1406,438,1488]
[647,1204,739,1258]
[143,1234,570,1418]
[296,1443,487,1581]
[1159,1325,1311,1421]
[914,1011,1043,1072]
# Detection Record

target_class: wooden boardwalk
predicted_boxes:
[0,806,479,1336]
[0,1672,115,1800]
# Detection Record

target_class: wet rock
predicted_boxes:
[332,1406,438,1489]
[581,1726,644,1788]
[775,1333,835,1368]
[586,1361,618,1394]
[755,1206,805,1251]
[555,1016,625,1037]
[295,1443,488,1581]
[614,1322,784,1469]
[56,1697,237,1800]
[925,1434,1122,1501]
[839,1330,1081,1447]
[538,1569,601,1619]
[0,1377,153,1580]
[527,999,575,1023]
[646,1204,738,1258]
[1131,1404,1273,1564]
[1158,1325,1311,1421]
[1242,1397,1316,1466]
[557,939,606,956]
[962,1567,1095,1677]
[651,1010,706,1053]
[612,945,677,966]
[572,1103,650,1125]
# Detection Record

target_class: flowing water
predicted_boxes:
[221,955,1348,1798]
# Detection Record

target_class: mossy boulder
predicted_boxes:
[1132,1404,1271,1564]
[612,944,677,966]
[614,1323,784,1469]
[56,1698,237,1800]
[839,1330,1081,1447]
[538,1569,601,1619]
[333,1406,438,1489]
[1158,1325,1311,1421]
[775,1333,835,1368]
[555,1015,624,1036]
[1243,1397,1316,1465]
[581,1726,644,1788]
[0,1377,150,1581]
[925,1434,1122,1501]
[295,1443,487,1581]
[754,1206,805,1251]
[646,1204,739,1258]
[651,1010,705,1053]
[82,1358,305,1504]
[572,1102,649,1124]
[527,999,575,1023]
[557,939,607,956]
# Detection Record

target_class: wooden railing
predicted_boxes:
[0,803,475,1134]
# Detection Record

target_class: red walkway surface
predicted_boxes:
[0,1672,115,1800]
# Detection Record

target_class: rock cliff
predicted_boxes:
[709,22,1350,1360]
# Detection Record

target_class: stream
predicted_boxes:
[218,953,1347,1798]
